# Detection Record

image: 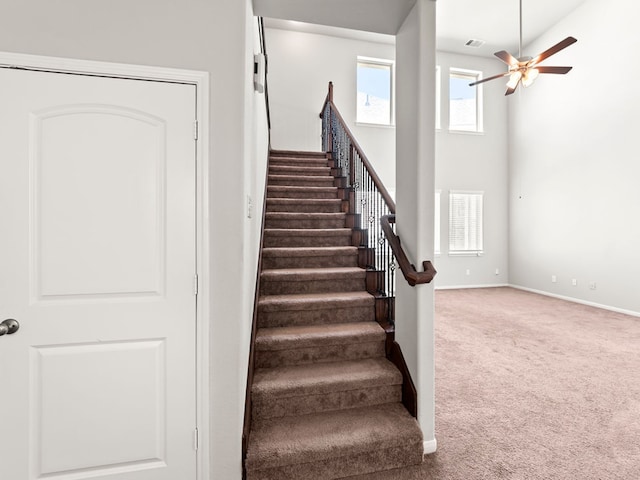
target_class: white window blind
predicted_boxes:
[449,191,483,254]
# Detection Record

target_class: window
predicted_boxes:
[449,191,483,255]
[435,66,441,130]
[435,191,441,255]
[357,57,393,125]
[449,68,483,132]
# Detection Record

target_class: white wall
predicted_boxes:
[509,0,640,314]
[0,1,270,478]
[434,52,509,288]
[265,26,397,192]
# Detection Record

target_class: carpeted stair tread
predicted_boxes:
[255,322,384,352]
[270,150,328,158]
[254,322,386,368]
[245,403,423,472]
[263,230,353,248]
[262,246,357,259]
[258,291,374,311]
[268,174,335,187]
[261,246,358,269]
[267,185,339,199]
[260,267,366,295]
[269,157,330,167]
[257,292,376,328]
[252,358,401,399]
[269,165,332,176]
[266,198,343,213]
[261,267,365,282]
[265,212,347,229]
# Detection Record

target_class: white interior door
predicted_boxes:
[0,67,197,480]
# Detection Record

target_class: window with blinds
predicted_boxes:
[449,191,483,255]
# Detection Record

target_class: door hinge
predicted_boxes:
[194,427,199,451]
[193,120,199,141]
[193,274,199,296]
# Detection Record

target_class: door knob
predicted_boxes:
[0,319,20,336]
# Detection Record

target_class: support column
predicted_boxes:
[395,0,437,454]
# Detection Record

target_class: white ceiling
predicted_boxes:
[257,0,589,58]
[254,0,417,36]
[437,0,589,57]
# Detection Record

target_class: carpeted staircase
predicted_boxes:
[245,150,424,480]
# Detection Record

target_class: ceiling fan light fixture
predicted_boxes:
[506,71,522,89]
[522,68,539,87]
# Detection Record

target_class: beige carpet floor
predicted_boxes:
[352,287,640,479]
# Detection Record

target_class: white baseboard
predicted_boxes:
[423,438,437,455]
[510,284,640,318]
[435,283,509,291]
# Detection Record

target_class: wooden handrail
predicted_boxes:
[381,214,437,286]
[319,82,396,214]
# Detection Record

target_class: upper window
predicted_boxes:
[357,57,393,126]
[449,191,484,255]
[449,68,483,133]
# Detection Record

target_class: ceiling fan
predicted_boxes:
[470,0,577,95]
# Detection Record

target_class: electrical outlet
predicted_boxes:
[589,282,596,290]
[551,275,557,283]
[495,268,500,275]
[465,269,471,276]
[572,279,577,286]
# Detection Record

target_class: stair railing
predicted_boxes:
[320,82,436,324]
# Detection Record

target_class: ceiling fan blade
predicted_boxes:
[505,77,521,96]
[494,50,519,66]
[531,36,577,65]
[469,72,510,87]
[536,66,573,74]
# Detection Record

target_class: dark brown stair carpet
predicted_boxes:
[257,291,375,328]
[265,212,347,229]
[246,150,423,479]
[252,358,402,419]
[267,185,339,199]
[266,198,343,213]
[263,228,352,248]
[267,174,335,187]
[254,322,386,368]
[269,164,332,176]
[260,267,366,295]
[261,246,358,269]
[245,403,423,480]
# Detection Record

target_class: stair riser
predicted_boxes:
[255,341,385,369]
[262,255,357,269]
[252,385,400,421]
[265,218,346,229]
[269,166,331,177]
[246,442,424,480]
[270,151,328,159]
[263,234,352,248]
[267,188,338,199]
[258,305,374,328]
[266,202,342,214]
[268,177,335,188]
[261,278,365,296]
[269,159,330,167]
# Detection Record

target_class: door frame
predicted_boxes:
[0,51,211,480]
